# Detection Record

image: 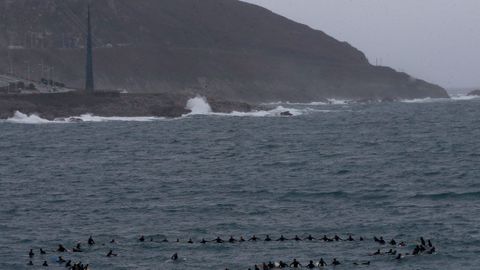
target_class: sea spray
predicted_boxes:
[6,111,56,124]
[185,96,212,115]
[4,111,164,124]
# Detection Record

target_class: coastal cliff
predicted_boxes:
[0,0,448,104]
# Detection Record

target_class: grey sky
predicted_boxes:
[241,0,480,89]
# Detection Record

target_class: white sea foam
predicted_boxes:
[212,106,314,117]
[261,99,351,106]
[401,94,479,103]
[185,96,212,115]
[62,114,163,122]
[4,111,164,124]
[4,96,334,124]
[184,96,326,117]
[400,97,446,103]
[5,111,57,124]
[450,94,479,101]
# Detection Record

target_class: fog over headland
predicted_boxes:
[242,0,480,90]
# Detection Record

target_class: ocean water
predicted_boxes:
[1,96,479,269]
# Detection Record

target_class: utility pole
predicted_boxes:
[85,4,95,93]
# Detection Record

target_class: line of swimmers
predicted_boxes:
[27,235,435,267]
[137,234,409,244]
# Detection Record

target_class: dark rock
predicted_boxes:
[280,111,293,116]
[467,90,480,96]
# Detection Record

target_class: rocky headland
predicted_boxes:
[0,0,449,118]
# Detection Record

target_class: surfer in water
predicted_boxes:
[171,253,178,261]
[322,235,333,242]
[249,235,259,241]
[213,236,224,243]
[276,235,288,241]
[57,244,67,252]
[278,261,289,268]
[88,236,95,245]
[290,258,302,268]
[306,260,316,269]
[264,235,272,241]
[106,250,118,257]
[73,243,82,252]
[305,234,315,241]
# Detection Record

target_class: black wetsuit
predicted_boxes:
[306,261,316,269]
[57,245,66,252]
[276,235,287,241]
[290,259,302,268]
[107,250,117,257]
[305,235,315,241]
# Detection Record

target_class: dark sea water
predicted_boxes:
[1,97,479,270]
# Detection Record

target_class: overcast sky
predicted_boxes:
[242,0,480,89]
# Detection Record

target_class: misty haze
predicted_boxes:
[0,1,478,269]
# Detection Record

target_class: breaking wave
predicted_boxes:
[262,99,351,106]
[401,94,479,103]
[185,96,212,115]
[5,111,55,124]
[184,96,331,117]
[4,111,164,124]
[3,96,335,124]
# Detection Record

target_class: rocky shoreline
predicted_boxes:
[468,90,480,96]
[0,92,255,120]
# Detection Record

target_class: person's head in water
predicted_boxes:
[88,236,95,245]
[171,253,178,261]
